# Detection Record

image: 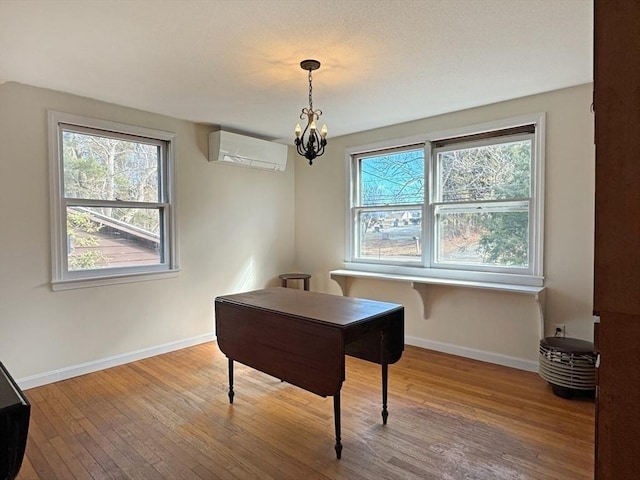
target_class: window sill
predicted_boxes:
[329,269,546,337]
[51,269,180,291]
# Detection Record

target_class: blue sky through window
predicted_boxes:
[360,149,424,206]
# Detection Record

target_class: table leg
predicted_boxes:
[381,363,389,425]
[380,330,389,424]
[228,358,235,404]
[333,394,342,459]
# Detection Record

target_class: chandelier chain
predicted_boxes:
[308,69,314,112]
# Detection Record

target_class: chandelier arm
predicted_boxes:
[295,121,311,155]
[296,143,306,157]
[315,137,327,158]
[300,108,321,122]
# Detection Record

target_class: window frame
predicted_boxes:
[48,111,179,290]
[345,113,545,287]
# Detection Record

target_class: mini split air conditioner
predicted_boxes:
[208,130,288,171]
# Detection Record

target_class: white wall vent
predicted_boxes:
[208,130,288,171]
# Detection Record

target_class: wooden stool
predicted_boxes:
[279,273,311,291]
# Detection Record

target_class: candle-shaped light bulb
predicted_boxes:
[320,124,328,138]
[310,121,317,133]
[294,124,302,138]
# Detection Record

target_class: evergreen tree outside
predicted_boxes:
[436,139,531,267]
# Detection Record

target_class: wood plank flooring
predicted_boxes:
[16,343,594,479]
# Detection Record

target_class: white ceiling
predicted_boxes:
[0,0,593,143]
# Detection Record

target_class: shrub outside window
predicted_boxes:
[48,112,178,289]
[347,115,544,286]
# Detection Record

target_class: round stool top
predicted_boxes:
[278,273,311,280]
[540,336,594,354]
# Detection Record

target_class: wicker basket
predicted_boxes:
[538,336,596,398]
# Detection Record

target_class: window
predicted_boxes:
[355,146,425,263]
[48,112,178,289]
[347,114,544,286]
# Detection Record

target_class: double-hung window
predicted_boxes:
[48,111,178,290]
[347,114,544,286]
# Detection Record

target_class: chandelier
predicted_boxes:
[294,59,327,165]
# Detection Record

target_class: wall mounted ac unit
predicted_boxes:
[208,130,288,171]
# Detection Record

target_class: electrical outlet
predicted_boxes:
[553,324,566,337]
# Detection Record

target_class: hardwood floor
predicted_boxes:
[17,343,594,480]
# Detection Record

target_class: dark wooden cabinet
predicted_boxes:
[594,0,640,315]
[593,1,640,478]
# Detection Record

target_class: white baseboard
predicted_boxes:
[405,335,538,372]
[17,332,537,391]
[17,332,216,390]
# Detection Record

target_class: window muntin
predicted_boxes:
[348,117,543,284]
[49,112,177,287]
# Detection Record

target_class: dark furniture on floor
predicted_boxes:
[0,362,30,480]
[214,287,404,458]
[593,2,640,478]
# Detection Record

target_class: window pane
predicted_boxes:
[63,131,160,202]
[437,140,531,202]
[358,209,422,261]
[67,207,161,271]
[359,149,424,206]
[436,206,529,268]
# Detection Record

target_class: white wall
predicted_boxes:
[0,82,594,383]
[0,82,296,384]
[294,84,595,369]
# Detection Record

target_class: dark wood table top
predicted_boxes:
[215,287,403,328]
